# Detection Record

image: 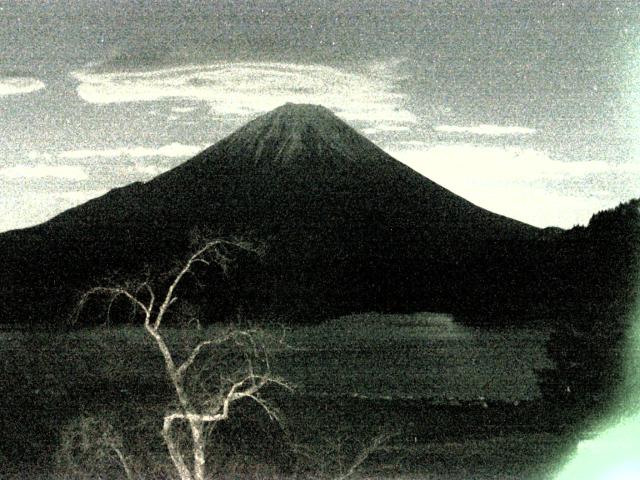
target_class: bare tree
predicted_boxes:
[57,415,135,480]
[289,431,397,480]
[76,239,290,480]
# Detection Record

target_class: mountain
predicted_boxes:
[0,103,542,325]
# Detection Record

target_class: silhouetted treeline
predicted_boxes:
[536,198,639,416]
[442,198,639,415]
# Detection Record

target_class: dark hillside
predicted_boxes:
[0,103,558,326]
[538,198,640,415]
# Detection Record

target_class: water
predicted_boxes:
[279,312,551,402]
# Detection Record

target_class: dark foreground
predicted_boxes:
[1,392,578,479]
[0,320,586,479]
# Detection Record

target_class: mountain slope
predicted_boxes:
[0,103,540,325]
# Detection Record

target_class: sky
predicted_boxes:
[1,0,639,231]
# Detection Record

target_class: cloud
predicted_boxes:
[55,189,108,202]
[58,143,205,160]
[72,62,415,127]
[456,185,609,230]
[434,124,536,136]
[0,189,107,232]
[133,163,166,176]
[0,76,45,96]
[387,144,629,181]
[362,125,411,135]
[27,151,54,161]
[0,164,88,180]
[387,143,639,228]
[172,106,197,113]
[22,143,203,189]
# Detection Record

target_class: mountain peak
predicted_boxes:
[255,102,345,135]
[275,102,335,117]
[235,102,343,135]
[267,102,343,127]
[217,103,384,170]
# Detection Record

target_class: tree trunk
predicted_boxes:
[191,419,207,480]
[163,416,194,480]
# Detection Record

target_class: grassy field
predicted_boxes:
[0,313,580,478]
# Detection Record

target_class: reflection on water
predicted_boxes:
[397,312,475,340]
[282,311,551,402]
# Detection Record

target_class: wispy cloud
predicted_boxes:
[59,143,205,160]
[72,62,415,127]
[0,165,88,180]
[434,125,536,136]
[362,125,411,135]
[0,76,45,96]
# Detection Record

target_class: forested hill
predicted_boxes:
[537,198,640,413]
[453,198,639,324]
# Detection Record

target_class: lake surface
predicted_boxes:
[0,313,564,477]
[0,312,552,403]
[277,312,552,402]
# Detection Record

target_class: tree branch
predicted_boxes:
[176,333,238,379]
[76,286,152,325]
[75,237,273,480]
[153,239,255,330]
[335,433,395,480]
[111,445,135,480]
